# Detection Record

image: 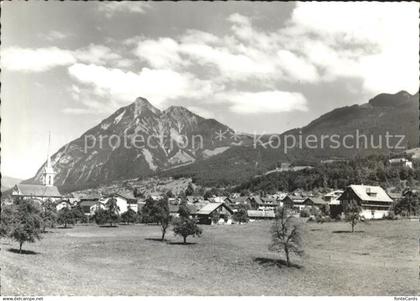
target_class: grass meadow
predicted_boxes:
[1,219,418,295]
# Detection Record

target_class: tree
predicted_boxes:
[9,199,43,253]
[155,198,171,241]
[210,211,221,225]
[343,199,362,232]
[71,205,85,224]
[104,198,120,226]
[133,187,144,198]
[93,208,108,225]
[57,207,75,228]
[1,202,16,238]
[173,217,202,244]
[40,199,57,232]
[121,208,138,224]
[178,200,191,219]
[269,206,304,267]
[233,204,249,223]
[141,197,156,224]
[395,189,419,216]
[166,190,175,198]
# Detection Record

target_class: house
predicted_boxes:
[186,196,203,203]
[213,196,230,203]
[389,158,413,169]
[305,197,327,208]
[193,203,234,225]
[323,190,344,217]
[324,190,344,205]
[249,196,265,210]
[169,203,197,218]
[55,199,72,211]
[338,185,394,219]
[247,210,276,219]
[229,196,252,210]
[260,197,280,210]
[149,192,163,201]
[281,195,307,211]
[103,192,138,213]
[77,193,102,216]
[12,184,63,203]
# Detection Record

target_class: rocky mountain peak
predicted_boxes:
[133,97,161,115]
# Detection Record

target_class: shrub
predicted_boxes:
[121,208,138,224]
[233,204,249,224]
[300,208,310,218]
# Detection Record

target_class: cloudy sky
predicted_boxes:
[2,1,419,179]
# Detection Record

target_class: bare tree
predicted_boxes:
[343,199,363,232]
[269,206,304,267]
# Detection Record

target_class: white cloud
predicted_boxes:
[284,2,419,94]
[220,91,308,114]
[134,38,185,68]
[276,50,319,83]
[97,2,151,18]
[39,30,70,41]
[2,44,131,72]
[62,107,95,115]
[67,63,220,108]
[74,44,122,65]
[2,47,75,72]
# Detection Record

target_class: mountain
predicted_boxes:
[27,97,239,191]
[159,90,419,186]
[26,91,419,191]
[1,176,22,192]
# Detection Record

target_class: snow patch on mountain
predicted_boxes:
[114,110,125,124]
[142,149,157,171]
[202,146,230,159]
[101,122,111,130]
[168,150,195,166]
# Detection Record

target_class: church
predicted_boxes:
[12,140,62,203]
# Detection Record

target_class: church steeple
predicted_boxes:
[43,132,56,186]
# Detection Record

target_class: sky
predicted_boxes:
[1,1,419,179]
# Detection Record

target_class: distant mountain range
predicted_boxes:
[25,91,419,191]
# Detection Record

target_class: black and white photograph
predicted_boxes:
[1,1,419,298]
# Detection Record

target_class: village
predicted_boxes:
[4,153,417,228]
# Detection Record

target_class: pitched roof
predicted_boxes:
[307,197,327,205]
[77,199,98,207]
[346,185,393,203]
[196,203,233,215]
[14,184,61,198]
[251,196,265,205]
[387,192,402,200]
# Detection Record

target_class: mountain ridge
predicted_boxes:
[26,90,419,191]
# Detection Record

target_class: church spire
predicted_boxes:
[43,132,56,186]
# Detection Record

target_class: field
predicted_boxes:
[1,219,419,296]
